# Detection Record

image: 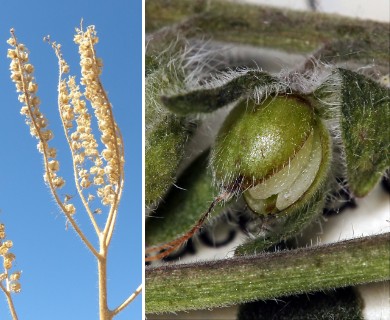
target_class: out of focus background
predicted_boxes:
[230,0,389,22]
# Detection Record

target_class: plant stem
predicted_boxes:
[112,284,142,316]
[98,242,112,320]
[0,283,18,320]
[145,233,390,313]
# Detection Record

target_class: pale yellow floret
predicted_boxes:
[10,272,21,281]
[52,176,65,189]
[48,160,60,172]
[28,82,38,93]
[65,204,76,215]
[9,282,21,293]
[0,245,9,255]
[4,241,13,249]
[81,178,92,189]
[94,176,104,185]
[47,147,57,158]
[3,260,12,270]
[24,64,34,73]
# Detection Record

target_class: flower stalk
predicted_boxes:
[0,283,18,320]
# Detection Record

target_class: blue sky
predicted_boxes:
[0,0,142,319]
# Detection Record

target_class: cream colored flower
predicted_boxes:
[65,204,76,215]
[10,272,21,281]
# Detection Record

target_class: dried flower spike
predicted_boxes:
[0,220,22,317]
[7,29,68,203]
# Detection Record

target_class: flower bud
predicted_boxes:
[211,96,331,215]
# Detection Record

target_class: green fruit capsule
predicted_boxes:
[210,95,331,215]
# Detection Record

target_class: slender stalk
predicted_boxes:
[103,178,124,248]
[104,129,126,248]
[145,233,390,313]
[112,284,142,316]
[0,283,18,320]
[98,240,112,320]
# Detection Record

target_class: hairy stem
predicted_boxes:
[146,233,390,313]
